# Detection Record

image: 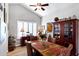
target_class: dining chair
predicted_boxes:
[59,48,68,56]
[66,44,73,56]
[48,38,53,43]
[59,44,73,56]
[48,35,55,43]
[26,41,32,56]
[52,38,56,43]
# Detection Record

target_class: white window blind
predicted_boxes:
[17,21,37,39]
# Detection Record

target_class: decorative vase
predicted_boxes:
[54,17,59,21]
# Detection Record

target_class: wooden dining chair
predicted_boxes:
[66,44,73,56]
[59,48,68,56]
[59,44,73,56]
[26,41,32,56]
[48,34,56,43]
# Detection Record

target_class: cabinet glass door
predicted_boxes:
[64,22,73,39]
[53,24,60,39]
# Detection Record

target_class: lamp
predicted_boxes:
[38,25,45,33]
[38,25,45,37]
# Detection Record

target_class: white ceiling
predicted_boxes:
[23,3,79,17]
[24,3,54,16]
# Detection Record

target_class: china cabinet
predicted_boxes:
[52,19,79,55]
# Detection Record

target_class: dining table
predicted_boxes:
[31,40,67,56]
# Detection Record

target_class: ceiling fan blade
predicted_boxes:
[34,8,37,11]
[29,5,36,7]
[41,7,45,11]
[41,3,49,6]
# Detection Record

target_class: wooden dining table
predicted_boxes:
[31,40,67,56]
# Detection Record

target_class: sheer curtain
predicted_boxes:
[17,21,37,39]
[28,22,33,34]
[33,23,37,36]
[17,21,23,39]
[24,22,28,36]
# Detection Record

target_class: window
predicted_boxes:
[24,22,28,36]
[17,21,23,39]
[17,21,37,39]
[33,23,37,36]
[28,22,33,34]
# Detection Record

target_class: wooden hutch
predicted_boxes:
[51,19,79,55]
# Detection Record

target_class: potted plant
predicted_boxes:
[8,35,16,51]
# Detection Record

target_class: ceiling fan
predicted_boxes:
[29,3,49,11]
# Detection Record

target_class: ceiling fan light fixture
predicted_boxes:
[34,8,37,11]
[30,3,49,11]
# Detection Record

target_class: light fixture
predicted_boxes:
[38,25,45,33]
[30,3,49,11]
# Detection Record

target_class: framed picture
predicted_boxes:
[47,23,53,32]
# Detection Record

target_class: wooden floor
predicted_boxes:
[7,46,27,56]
